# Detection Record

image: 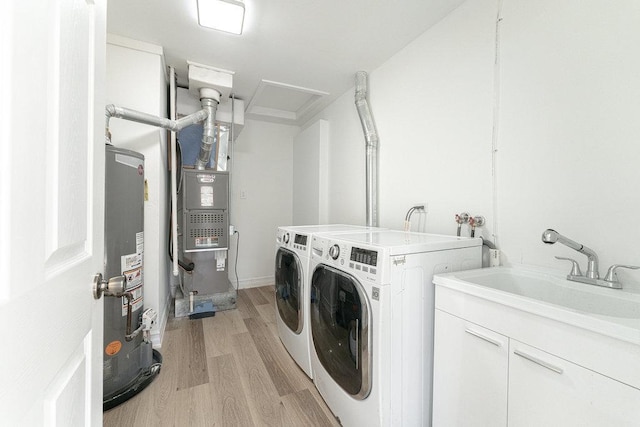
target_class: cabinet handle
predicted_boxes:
[514,349,564,374]
[464,328,502,347]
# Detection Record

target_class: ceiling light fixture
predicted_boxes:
[197,0,245,35]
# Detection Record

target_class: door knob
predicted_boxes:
[93,273,126,300]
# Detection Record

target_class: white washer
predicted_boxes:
[308,230,482,426]
[275,225,384,378]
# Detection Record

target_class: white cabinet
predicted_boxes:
[433,306,640,427]
[433,309,508,426]
[508,340,640,427]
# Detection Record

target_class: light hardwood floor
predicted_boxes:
[104,286,340,427]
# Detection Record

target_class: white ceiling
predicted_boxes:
[107,0,464,125]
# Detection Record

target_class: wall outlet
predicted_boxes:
[416,202,428,213]
[240,190,247,199]
[489,249,501,267]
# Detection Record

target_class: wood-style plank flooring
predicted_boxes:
[103,286,340,427]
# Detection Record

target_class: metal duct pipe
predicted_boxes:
[195,97,218,170]
[355,71,379,227]
[105,104,209,139]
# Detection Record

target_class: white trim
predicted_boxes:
[106,34,167,82]
[106,34,163,55]
[235,275,274,290]
[150,294,171,349]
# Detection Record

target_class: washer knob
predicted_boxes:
[283,233,290,244]
[329,244,340,260]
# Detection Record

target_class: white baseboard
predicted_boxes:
[235,275,274,290]
[150,295,171,349]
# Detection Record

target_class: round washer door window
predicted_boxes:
[275,248,303,334]
[310,264,371,399]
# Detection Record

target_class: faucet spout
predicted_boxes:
[541,229,599,279]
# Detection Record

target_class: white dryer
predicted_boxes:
[308,230,482,426]
[274,225,384,379]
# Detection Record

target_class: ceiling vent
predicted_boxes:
[246,80,329,125]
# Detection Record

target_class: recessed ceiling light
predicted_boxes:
[197,0,245,35]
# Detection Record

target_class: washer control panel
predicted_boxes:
[276,228,311,256]
[293,233,308,251]
[347,245,378,276]
[329,244,340,259]
[312,236,382,283]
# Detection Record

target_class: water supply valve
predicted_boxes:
[455,212,470,237]
[468,216,485,238]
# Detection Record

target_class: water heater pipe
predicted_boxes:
[169,67,179,277]
[355,71,379,227]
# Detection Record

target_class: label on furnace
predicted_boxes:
[201,186,214,207]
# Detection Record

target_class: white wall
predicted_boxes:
[106,35,171,346]
[293,119,329,225]
[308,91,369,225]
[309,0,495,233]
[497,0,640,281]
[309,0,640,288]
[229,119,299,288]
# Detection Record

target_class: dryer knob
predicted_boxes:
[283,233,290,244]
[329,244,340,260]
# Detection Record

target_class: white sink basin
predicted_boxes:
[460,269,640,319]
[434,266,640,343]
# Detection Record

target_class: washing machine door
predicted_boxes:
[310,264,371,399]
[275,248,303,334]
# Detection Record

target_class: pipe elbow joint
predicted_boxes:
[105,104,116,115]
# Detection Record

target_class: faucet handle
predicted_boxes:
[604,264,640,282]
[555,256,583,276]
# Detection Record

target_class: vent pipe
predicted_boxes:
[195,88,221,169]
[105,104,208,140]
[355,71,379,227]
[105,90,220,171]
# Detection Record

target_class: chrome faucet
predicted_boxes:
[541,229,639,289]
[541,229,599,279]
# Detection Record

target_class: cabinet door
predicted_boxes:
[509,340,640,426]
[433,309,509,426]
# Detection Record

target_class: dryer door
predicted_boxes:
[310,264,371,399]
[275,248,303,333]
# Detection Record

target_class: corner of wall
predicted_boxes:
[150,294,172,349]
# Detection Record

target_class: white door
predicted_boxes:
[508,340,640,426]
[432,309,509,426]
[0,0,106,425]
